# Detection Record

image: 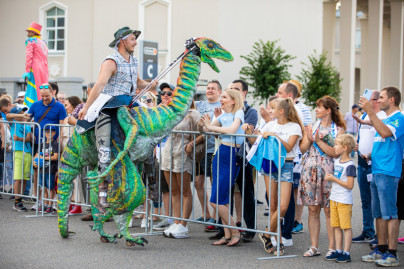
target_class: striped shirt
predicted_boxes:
[102,51,138,96]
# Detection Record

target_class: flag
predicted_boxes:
[24,69,38,108]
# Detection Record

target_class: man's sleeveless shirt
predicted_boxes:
[102,51,138,96]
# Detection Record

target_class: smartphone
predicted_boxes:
[363,88,373,100]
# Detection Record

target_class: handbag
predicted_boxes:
[188,110,206,163]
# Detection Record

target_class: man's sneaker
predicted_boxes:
[282,237,293,247]
[195,216,211,222]
[204,225,219,232]
[352,232,374,243]
[163,223,178,237]
[69,206,82,215]
[153,218,173,231]
[398,237,404,244]
[375,252,399,267]
[259,233,274,254]
[369,238,378,250]
[325,250,341,261]
[361,248,384,262]
[45,206,53,214]
[336,253,352,263]
[170,223,189,239]
[13,202,27,212]
[292,221,304,234]
[31,202,42,211]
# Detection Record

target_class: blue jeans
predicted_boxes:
[357,164,375,237]
[370,174,400,220]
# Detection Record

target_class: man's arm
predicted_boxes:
[78,60,117,120]
[6,113,31,122]
[359,97,392,138]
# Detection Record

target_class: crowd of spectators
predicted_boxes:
[1,79,404,266]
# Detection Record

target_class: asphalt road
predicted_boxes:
[0,177,403,269]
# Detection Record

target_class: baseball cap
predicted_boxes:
[159,82,175,91]
[10,106,28,114]
[17,91,26,98]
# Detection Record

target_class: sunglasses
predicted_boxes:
[142,98,153,104]
[39,85,51,90]
[161,91,172,96]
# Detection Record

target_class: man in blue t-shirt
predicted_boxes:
[7,83,66,207]
[192,80,222,224]
[359,86,404,266]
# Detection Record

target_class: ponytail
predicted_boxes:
[273,98,304,133]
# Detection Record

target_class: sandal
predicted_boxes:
[212,237,231,246]
[303,246,321,257]
[227,234,241,247]
[273,243,285,256]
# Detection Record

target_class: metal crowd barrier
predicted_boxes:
[0,120,297,260]
[144,130,297,260]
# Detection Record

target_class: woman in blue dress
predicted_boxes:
[199,89,244,247]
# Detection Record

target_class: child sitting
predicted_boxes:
[9,106,31,211]
[325,134,357,263]
[33,126,59,214]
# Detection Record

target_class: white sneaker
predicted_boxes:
[170,223,189,239]
[31,201,42,211]
[163,223,178,237]
[141,218,149,228]
[153,218,173,231]
[281,237,293,247]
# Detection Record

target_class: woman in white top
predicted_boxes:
[244,98,303,255]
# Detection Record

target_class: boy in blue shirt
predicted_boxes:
[359,86,404,267]
[9,106,32,211]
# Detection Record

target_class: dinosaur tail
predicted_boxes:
[57,132,88,238]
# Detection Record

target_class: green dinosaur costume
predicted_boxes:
[57,37,233,246]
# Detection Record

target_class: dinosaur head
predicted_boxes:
[194,37,234,72]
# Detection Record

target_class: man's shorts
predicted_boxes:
[13,151,31,180]
[195,153,213,178]
[39,173,56,190]
[370,173,399,220]
[293,172,300,189]
[330,200,352,229]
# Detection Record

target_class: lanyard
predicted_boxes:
[312,120,336,156]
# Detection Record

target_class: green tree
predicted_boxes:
[240,40,295,101]
[298,51,342,108]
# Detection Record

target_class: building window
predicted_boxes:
[46,7,65,51]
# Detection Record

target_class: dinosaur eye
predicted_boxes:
[208,42,213,48]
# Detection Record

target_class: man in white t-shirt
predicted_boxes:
[352,90,386,244]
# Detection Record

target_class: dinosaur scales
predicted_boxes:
[57,37,233,246]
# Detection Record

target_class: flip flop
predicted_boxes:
[227,234,241,247]
[212,237,231,246]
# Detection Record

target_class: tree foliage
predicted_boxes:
[298,51,342,108]
[240,40,295,101]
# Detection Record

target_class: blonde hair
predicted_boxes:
[271,98,303,131]
[335,134,356,153]
[0,94,12,103]
[224,89,244,113]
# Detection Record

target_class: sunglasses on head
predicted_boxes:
[39,85,51,90]
[161,91,172,96]
[142,98,153,104]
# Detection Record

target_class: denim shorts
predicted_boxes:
[370,173,399,220]
[271,161,294,183]
[39,173,56,190]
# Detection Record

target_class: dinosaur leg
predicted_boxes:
[113,211,148,247]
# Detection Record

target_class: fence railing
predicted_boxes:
[0,121,296,259]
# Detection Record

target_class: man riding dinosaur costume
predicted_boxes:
[57,27,233,246]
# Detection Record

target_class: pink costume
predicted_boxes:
[25,22,48,101]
